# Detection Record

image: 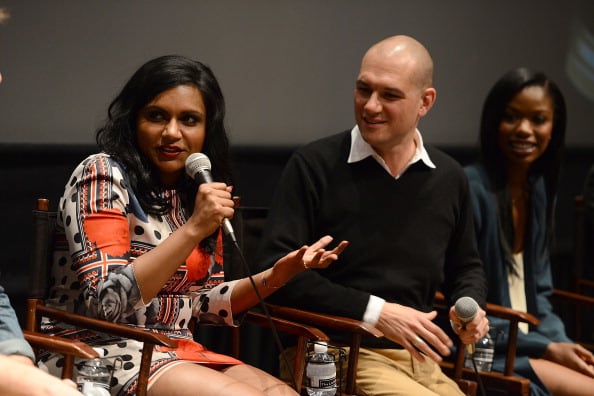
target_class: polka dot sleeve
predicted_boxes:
[191,279,241,327]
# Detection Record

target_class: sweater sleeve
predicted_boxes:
[256,148,372,320]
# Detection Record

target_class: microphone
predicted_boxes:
[454,296,479,355]
[185,152,236,243]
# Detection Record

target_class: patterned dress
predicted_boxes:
[39,153,242,395]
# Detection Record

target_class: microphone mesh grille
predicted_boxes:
[185,152,211,178]
[454,296,478,322]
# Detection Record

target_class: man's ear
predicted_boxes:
[419,87,437,117]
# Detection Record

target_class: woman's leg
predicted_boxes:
[223,364,298,395]
[530,358,594,396]
[148,362,296,396]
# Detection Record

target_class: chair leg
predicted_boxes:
[26,298,43,332]
[343,334,362,395]
[136,342,154,396]
[292,336,307,394]
[62,355,75,379]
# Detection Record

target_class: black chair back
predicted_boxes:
[29,199,56,300]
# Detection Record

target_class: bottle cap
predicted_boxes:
[313,341,328,354]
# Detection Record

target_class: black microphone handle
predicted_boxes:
[192,169,214,184]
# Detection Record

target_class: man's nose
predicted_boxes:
[364,92,381,112]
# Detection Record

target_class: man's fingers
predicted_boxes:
[409,335,444,364]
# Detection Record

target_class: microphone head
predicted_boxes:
[185,152,211,180]
[454,296,479,323]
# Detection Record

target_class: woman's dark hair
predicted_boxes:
[96,55,232,216]
[479,67,566,265]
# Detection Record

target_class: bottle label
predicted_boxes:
[308,375,337,388]
[474,347,494,361]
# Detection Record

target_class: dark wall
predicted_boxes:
[2,1,594,148]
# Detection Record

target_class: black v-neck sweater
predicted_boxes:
[257,131,486,348]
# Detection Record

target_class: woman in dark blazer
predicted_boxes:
[465,67,594,396]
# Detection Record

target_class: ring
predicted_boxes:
[413,336,424,347]
[303,260,308,269]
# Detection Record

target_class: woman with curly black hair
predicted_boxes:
[42,55,347,396]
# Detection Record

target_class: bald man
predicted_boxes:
[256,35,489,395]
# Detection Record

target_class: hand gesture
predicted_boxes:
[272,236,348,274]
[301,236,349,269]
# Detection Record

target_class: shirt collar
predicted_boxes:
[347,125,436,177]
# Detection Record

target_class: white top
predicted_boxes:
[508,252,529,334]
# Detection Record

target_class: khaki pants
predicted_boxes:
[280,346,464,396]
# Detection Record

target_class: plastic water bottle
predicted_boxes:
[305,341,337,396]
[464,331,494,372]
[76,358,112,396]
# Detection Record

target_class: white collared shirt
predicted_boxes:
[347,125,435,179]
[346,125,437,325]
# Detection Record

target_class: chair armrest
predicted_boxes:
[265,304,383,338]
[23,329,99,359]
[434,291,540,327]
[553,288,594,306]
[484,302,540,326]
[245,310,329,341]
[577,278,594,293]
[34,304,177,348]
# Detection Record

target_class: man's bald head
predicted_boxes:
[362,35,434,90]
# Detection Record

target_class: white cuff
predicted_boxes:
[363,295,385,326]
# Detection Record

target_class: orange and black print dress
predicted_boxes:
[40,153,241,396]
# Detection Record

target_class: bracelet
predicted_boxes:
[303,260,308,269]
[261,276,285,289]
